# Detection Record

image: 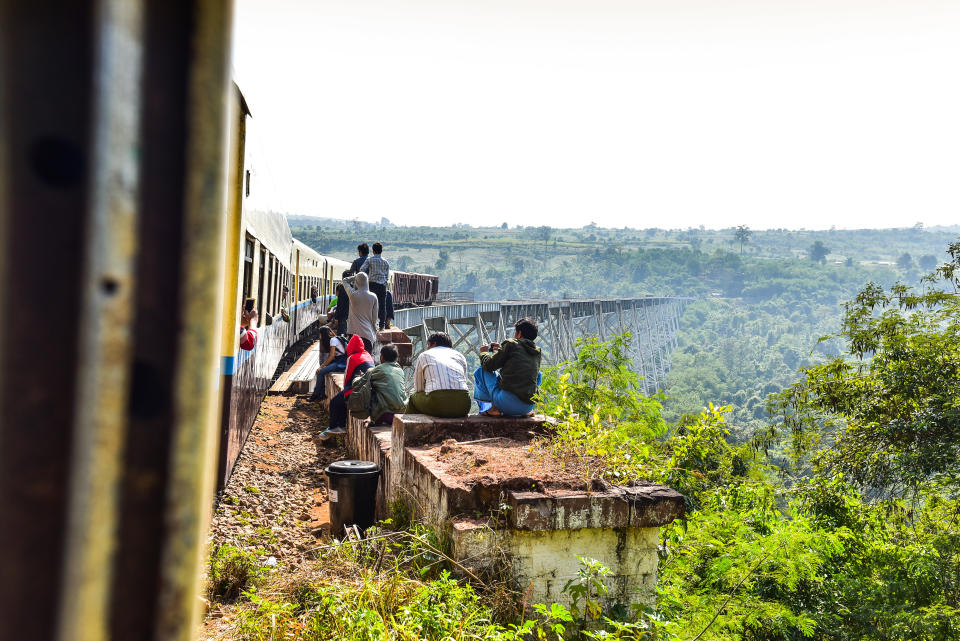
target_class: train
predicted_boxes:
[215,85,437,486]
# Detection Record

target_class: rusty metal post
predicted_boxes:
[0,1,234,640]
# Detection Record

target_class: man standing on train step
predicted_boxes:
[361,242,390,330]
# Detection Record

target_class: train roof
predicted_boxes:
[292,239,352,271]
[246,208,293,268]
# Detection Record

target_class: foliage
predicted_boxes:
[207,544,265,603]
[809,240,830,264]
[767,241,960,496]
[735,225,751,255]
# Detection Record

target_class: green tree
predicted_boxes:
[734,225,751,255]
[919,254,938,270]
[897,251,913,269]
[808,240,830,264]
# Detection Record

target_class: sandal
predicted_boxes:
[480,407,502,417]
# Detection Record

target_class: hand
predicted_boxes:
[489,342,500,351]
[479,344,489,353]
[241,308,258,328]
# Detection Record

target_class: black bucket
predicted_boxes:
[324,460,381,537]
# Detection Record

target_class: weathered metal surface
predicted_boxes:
[0,2,234,640]
[0,2,98,638]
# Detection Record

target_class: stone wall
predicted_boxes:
[324,372,685,614]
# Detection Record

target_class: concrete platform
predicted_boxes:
[269,341,322,394]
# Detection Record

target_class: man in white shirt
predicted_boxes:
[406,332,471,418]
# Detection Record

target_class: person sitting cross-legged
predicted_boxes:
[347,343,408,426]
[474,317,542,417]
[406,332,471,418]
[320,334,374,441]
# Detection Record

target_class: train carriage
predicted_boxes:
[214,85,438,488]
[391,270,439,308]
[215,86,353,487]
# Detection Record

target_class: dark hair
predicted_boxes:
[515,317,538,340]
[358,243,369,256]
[380,343,398,362]
[319,325,333,350]
[342,270,352,279]
[372,242,383,254]
[427,332,453,348]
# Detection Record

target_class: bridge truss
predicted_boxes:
[393,297,691,395]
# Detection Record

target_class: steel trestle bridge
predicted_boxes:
[393,297,691,394]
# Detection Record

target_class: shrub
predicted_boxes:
[208,544,264,603]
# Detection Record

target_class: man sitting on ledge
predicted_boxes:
[406,332,471,418]
[474,317,542,417]
[348,343,407,426]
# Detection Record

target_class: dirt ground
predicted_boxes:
[201,394,343,639]
[422,437,595,492]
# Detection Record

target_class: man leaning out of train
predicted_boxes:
[347,343,407,426]
[240,306,258,351]
[406,332,471,418]
[320,335,374,441]
[342,271,378,351]
[474,317,542,417]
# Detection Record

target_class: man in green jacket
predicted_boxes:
[348,344,408,425]
[474,317,542,417]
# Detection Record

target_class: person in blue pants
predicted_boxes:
[473,317,543,417]
[474,368,542,417]
[309,326,347,402]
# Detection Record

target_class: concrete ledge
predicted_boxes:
[330,382,685,615]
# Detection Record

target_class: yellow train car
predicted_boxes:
[215,85,352,487]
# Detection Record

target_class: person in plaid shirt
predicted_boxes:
[361,242,390,329]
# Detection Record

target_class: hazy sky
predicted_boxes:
[233,0,960,230]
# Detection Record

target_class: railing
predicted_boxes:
[437,291,475,302]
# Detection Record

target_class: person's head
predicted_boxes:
[380,343,398,364]
[319,325,333,350]
[357,243,369,257]
[347,334,370,355]
[355,271,369,289]
[514,317,538,341]
[426,332,453,349]
[372,242,383,255]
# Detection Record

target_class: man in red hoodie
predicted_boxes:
[320,334,374,441]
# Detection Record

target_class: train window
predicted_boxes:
[257,247,266,319]
[242,237,254,304]
[272,258,279,313]
[245,169,251,197]
[266,253,274,315]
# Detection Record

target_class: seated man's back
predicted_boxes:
[349,343,408,424]
[407,332,471,418]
